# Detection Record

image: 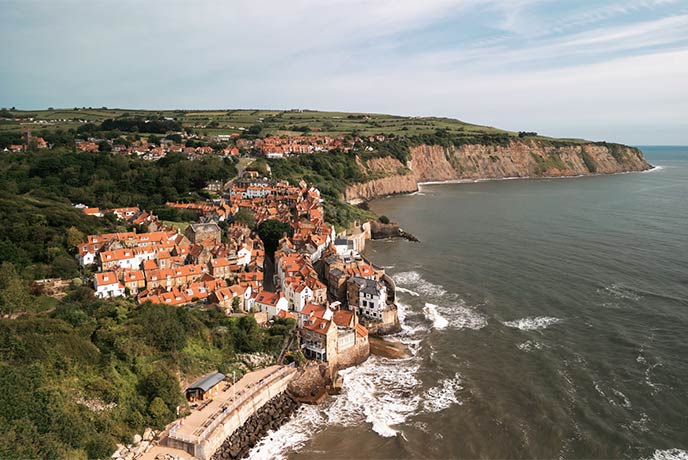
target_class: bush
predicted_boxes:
[378,215,390,224]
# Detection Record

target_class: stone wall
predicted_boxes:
[362,309,401,336]
[334,338,370,370]
[211,393,299,460]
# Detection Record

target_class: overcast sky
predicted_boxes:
[1,0,687,144]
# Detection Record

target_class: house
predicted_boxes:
[347,276,388,322]
[209,284,250,313]
[301,314,337,362]
[254,290,288,319]
[184,222,222,244]
[185,372,225,402]
[208,257,232,279]
[120,270,145,295]
[94,272,125,299]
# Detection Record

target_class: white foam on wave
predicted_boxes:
[612,388,632,408]
[648,449,688,460]
[393,271,447,297]
[397,286,420,297]
[422,373,464,413]
[327,356,422,437]
[642,165,664,173]
[517,340,543,352]
[423,303,449,330]
[246,405,325,460]
[502,316,562,331]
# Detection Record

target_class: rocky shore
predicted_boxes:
[369,220,419,242]
[211,393,300,460]
[369,337,411,359]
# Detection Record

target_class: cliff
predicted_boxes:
[345,140,651,202]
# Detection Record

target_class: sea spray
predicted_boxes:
[502,316,562,331]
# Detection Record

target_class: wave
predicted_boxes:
[246,405,325,460]
[611,388,632,408]
[423,303,449,330]
[422,373,464,413]
[599,283,642,302]
[328,356,422,437]
[397,286,420,297]
[502,316,562,331]
[642,165,665,173]
[517,340,543,352]
[647,449,688,460]
[393,271,447,297]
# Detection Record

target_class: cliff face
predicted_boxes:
[345,141,651,202]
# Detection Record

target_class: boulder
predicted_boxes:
[132,433,142,444]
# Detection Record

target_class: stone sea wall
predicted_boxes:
[211,393,299,460]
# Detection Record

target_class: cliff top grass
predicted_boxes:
[1,107,587,143]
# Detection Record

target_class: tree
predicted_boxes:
[378,215,390,224]
[148,397,171,429]
[0,262,31,314]
[247,124,262,136]
[65,226,85,250]
[142,365,183,413]
[232,209,256,230]
[231,296,240,312]
[257,219,292,257]
[97,140,111,152]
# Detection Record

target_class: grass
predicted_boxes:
[3,107,566,140]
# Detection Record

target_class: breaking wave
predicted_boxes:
[397,286,420,296]
[394,271,487,331]
[423,303,449,330]
[328,356,422,437]
[393,271,447,297]
[647,449,688,460]
[422,373,464,413]
[246,405,325,460]
[502,316,562,331]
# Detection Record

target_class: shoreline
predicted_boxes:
[348,165,659,205]
[417,164,659,187]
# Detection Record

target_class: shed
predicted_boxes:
[185,372,225,402]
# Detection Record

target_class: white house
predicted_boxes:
[348,276,388,322]
[254,290,289,319]
[285,280,313,313]
[237,246,252,266]
[94,272,126,299]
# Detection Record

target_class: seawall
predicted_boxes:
[211,393,299,460]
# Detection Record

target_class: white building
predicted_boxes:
[348,276,388,322]
[94,272,126,299]
[254,291,289,319]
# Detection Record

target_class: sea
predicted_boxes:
[247,146,688,460]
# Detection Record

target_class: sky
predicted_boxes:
[1,0,687,144]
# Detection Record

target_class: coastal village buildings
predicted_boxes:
[76,170,396,368]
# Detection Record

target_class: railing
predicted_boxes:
[169,363,296,444]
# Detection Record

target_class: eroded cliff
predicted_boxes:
[345,140,651,202]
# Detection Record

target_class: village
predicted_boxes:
[3,120,389,161]
[77,169,399,372]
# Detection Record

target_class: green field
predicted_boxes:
[1,107,586,143]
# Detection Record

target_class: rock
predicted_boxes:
[132,433,142,444]
[143,428,154,441]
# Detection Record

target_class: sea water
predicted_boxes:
[248,146,688,460]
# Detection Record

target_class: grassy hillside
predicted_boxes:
[1,107,585,142]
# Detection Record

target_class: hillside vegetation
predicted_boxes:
[0,107,580,144]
